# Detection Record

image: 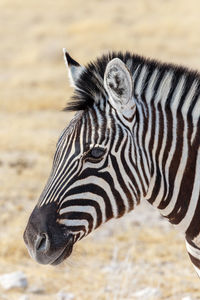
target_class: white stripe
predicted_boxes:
[145,72,171,200]
[60,205,97,231]
[59,219,89,234]
[176,148,200,231]
[124,135,138,197]
[143,70,159,187]
[193,266,200,277]
[135,65,148,97]
[156,76,185,208]
[153,72,173,206]
[110,133,138,210]
[76,231,85,240]
[186,240,200,260]
[161,79,195,216]
[174,82,200,228]
[137,102,150,181]
[66,176,118,218]
[61,193,106,224]
[191,95,200,144]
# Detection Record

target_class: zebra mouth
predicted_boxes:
[51,236,74,266]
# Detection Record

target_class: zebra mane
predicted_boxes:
[64,51,200,112]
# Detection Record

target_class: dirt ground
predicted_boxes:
[1,0,200,299]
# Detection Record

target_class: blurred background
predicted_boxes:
[1,0,200,299]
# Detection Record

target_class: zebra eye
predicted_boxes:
[86,147,106,161]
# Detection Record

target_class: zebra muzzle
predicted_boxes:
[23,203,74,265]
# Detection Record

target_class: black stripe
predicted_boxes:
[61,184,114,220]
[146,69,166,204]
[60,199,102,228]
[60,212,94,233]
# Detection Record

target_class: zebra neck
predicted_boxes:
[132,64,200,233]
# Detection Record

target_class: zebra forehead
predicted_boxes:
[64,51,200,113]
[57,109,105,146]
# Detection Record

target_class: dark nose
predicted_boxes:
[24,203,74,265]
[35,233,50,253]
[23,205,55,264]
[23,225,53,264]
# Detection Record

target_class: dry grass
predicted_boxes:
[1,0,200,299]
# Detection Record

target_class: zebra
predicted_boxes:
[24,50,200,276]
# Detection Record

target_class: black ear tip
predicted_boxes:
[63,48,80,67]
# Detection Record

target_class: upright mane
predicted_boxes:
[64,51,200,112]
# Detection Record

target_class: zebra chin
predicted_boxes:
[23,202,75,265]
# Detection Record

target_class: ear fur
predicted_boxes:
[104,58,133,112]
[63,48,85,88]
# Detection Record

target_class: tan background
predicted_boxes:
[1,0,200,299]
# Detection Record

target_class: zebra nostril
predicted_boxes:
[35,233,50,253]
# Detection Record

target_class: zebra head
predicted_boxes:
[24,51,142,265]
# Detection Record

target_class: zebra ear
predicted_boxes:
[63,48,85,88]
[104,58,133,112]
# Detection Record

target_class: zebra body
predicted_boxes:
[24,51,200,276]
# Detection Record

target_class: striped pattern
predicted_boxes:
[38,52,200,275]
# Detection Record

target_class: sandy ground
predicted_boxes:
[1,0,200,299]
